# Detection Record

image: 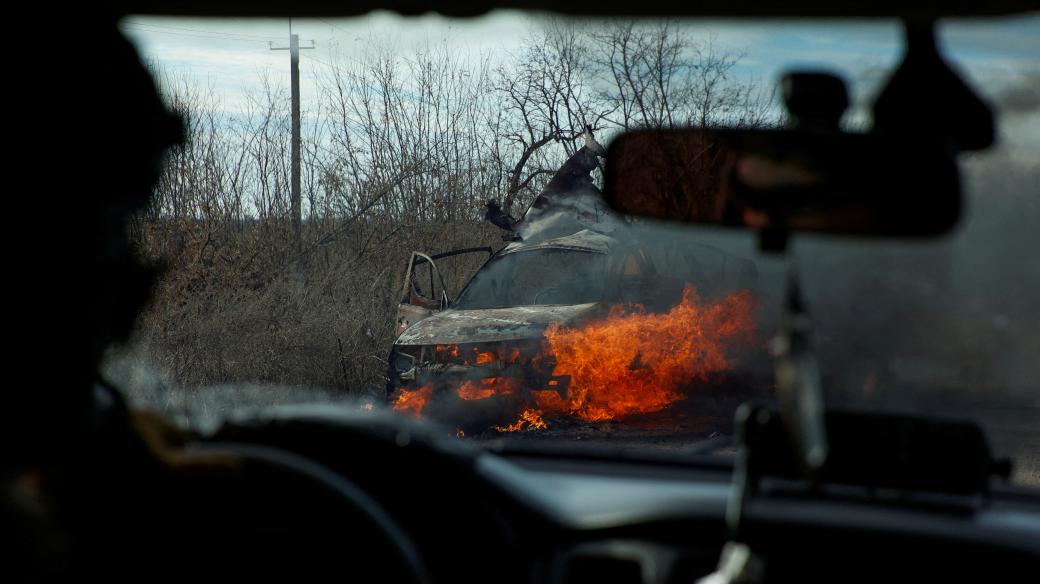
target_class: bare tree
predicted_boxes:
[491,22,615,215]
[591,23,774,130]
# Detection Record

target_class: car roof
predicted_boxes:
[500,229,616,256]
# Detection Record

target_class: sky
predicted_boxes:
[119,11,1039,160]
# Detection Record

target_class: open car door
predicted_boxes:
[394,247,493,337]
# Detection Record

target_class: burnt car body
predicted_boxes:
[386,146,758,426]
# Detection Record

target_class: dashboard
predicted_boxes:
[210,405,1040,583]
[480,454,1040,582]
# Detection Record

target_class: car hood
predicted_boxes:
[395,303,602,345]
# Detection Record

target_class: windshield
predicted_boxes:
[455,250,608,308]
[110,12,1040,486]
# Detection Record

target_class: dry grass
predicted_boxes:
[119,216,503,396]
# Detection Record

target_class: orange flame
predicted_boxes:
[432,344,526,367]
[539,284,756,421]
[392,383,433,417]
[457,377,519,400]
[495,408,549,432]
[435,344,461,361]
[393,284,756,432]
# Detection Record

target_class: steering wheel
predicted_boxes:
[192,441,431,583]
[206,406,518,584]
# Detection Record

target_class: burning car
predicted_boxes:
[387,135,760,432]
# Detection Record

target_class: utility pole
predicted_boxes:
[270,25,314,249]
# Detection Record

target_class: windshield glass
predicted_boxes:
[111,12,1040,486]
[455,250,608,308]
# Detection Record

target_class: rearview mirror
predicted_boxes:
[603,129,961,238]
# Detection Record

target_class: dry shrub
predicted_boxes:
[125,215,502,395]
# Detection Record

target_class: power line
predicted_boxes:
[300,52,339,71]
[317,18,356,38]
[122,27,272,44]
[122,20,282,42]
[299,52,442,105]
[122,24,281,44]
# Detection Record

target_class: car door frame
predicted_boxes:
[394,247,494,337]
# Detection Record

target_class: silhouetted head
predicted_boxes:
[12,17,182,468]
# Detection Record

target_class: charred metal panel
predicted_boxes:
[395,303,602,345]
[396,303,435,337]
[500,229,617,256]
